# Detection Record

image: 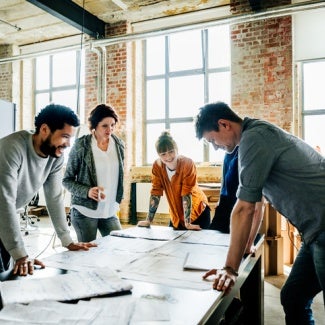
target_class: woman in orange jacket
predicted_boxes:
[137,131,210,230]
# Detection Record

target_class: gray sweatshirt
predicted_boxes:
[0,130,73,260]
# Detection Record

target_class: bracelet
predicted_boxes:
[222,266,239,277]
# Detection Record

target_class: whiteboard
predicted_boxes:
[0,99,15,138]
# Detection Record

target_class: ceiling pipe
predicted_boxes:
[0,0,324,64]
[100,45,107,104]
[89,44,103,104]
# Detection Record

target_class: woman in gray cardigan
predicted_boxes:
[63,104,124,242]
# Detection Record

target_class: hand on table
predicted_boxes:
[13,257,45,276]
[67,242,97,251]
[185,223,201,231]
[137,220,151,228]
[245,245,256,256]
[202,268,237,295]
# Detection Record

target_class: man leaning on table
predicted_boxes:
[0,104,96,277]
[195,101,325,325]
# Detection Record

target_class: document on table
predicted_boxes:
[0,268,132,307]
[0,294,170,324]
[110,225,185,241]
[0,300,102,324]
[42,235,165,272]
[183,250,228,271]
[177,229,230,246]
[119,241,228,291]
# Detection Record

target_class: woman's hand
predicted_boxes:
[67,242,97,251]
[137,220,151,228]
[88,186,105,202]
[185,222,201,230]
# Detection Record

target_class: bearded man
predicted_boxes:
[0,104,96,276]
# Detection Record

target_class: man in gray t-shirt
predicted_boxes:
[195,101,325,324]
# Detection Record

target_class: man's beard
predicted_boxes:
[39,136,64,158]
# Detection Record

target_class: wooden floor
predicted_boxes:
[20,216,324,325]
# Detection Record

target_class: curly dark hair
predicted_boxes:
[34,104,80,134]
[88,104,119,131]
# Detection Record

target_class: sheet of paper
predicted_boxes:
[0,268,132,307]
[42,235,166,272]
[183,249,228,271]
[110,225,185,241]
[177,229,230,246]
[130,297,170,323]
[0,300,101,324]
[0,298,137,325]
[119,241,228,291]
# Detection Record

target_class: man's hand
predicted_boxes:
[13,257,45,276]
[137,220,151,228]
[245,245,257,256]
[67,242,97,251]
[202,268,237,295]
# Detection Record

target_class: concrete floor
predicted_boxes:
[264,274,324,325]
[21,215,324,324]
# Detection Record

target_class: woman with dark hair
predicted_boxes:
[137,131,210,230]
[63,104,124,242]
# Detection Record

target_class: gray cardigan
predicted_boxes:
[63,134,124,210]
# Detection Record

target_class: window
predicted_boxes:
[302,60,325,154]
[34,50,85,162]
[35,50,85,120]
[145,25,231,164]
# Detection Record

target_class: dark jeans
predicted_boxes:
[170,205,211,230]
[280,231,325,325]
[209,195,236,233]
[0,239,11,273]
[71,208,122,242]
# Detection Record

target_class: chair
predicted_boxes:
[19,193,40,235]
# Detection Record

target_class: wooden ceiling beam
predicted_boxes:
[26,0,106,39]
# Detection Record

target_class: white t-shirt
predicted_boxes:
[75,136,119,219]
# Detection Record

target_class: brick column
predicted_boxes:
[230,0,292,131]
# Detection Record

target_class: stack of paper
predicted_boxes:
[0,268,132,307]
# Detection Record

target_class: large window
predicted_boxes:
[302,60,325,154]
[35,50,85,121]
[145,25,231,164]
[34,50,85,162]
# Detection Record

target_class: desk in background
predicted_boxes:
[0,227,264,324]
[130,182,221,225]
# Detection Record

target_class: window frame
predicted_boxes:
[144,27,231,165]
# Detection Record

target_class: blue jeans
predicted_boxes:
[71,208,122,242]
[280,231,325,325]
[0,239,11,273]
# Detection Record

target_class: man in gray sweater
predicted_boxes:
[0,104,96,276]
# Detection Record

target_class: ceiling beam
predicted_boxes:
[26,0,106,39]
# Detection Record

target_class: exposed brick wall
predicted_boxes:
[84,21,133,224]
[84,50,99,119]
[0,45,13,101]
[230,1,292,131]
